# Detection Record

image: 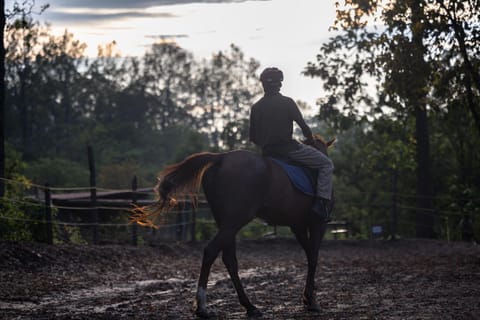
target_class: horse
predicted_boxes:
[133,135,335,318]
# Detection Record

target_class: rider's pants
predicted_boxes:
[288,144,334,200]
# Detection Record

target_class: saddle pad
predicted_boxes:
[269,158,315,196]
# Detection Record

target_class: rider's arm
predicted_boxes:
[290,100,314,143]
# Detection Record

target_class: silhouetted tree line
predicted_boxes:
[4,17,261,187]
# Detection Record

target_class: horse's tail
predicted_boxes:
[156,152,221,203]
[131,152,222,227]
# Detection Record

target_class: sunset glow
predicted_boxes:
[7,0,339,107]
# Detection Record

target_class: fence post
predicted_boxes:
[87,145,99,245]
[44,183,53,245]
[131,175,138,246]
[176,201,184,241]
[391,168,398,241]
[190,201,196,242]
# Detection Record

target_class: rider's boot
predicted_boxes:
[311,198,331,222]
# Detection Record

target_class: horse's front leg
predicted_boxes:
[303,217,327,312]
[222,239,262,317]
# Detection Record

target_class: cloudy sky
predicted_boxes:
[8,0,339,108]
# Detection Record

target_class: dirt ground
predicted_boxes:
[0,238,479,320]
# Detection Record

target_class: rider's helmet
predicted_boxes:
[260,67,284,83]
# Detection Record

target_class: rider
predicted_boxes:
[249,67,334,220]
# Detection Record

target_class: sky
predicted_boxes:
[7,0,340,108]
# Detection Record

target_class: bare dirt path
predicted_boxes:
[1,239,479,319]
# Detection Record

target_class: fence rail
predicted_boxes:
[1,175,478,244]
[1,175,208,245]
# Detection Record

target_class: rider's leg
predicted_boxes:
[288,144,334,219]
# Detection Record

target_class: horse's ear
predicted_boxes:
[326,137,336,148]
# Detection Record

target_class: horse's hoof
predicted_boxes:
[195,307,216,319]
[303,295,321,313]
[246,307,263,318]
[305,303,321,313]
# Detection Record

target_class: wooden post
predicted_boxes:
[44,183,53,245]
[445,216,450,242]
[131,175,138,246]
[87,145,98,245]
[190,201,196,242]
[391,168,398,241]
[176,201,184,241]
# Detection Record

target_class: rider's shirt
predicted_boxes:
[249,92,312,157]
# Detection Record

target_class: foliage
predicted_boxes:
[1,8,266,240]
[4,20,261,187]
[3,2,479,242]
[238,219,271,239]
[0,144,40,241]
[193,44,262,149]
[25,157,89,187]
[195,217,217,241]
[304,0,480,239]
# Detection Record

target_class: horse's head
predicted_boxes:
[303,134,336,155]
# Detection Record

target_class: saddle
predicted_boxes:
[268,157,317,196]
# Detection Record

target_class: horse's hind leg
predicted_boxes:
[195,226,256,318]
[222,239,261,317]
[195,231,225,318]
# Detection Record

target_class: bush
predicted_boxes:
[25,157,89,187]
[0,147,36,241]
[195,217,217,241]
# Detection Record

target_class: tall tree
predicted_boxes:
[193,44,261,149]
[0,0,5,198]
[5,24,86,159]
[38,30,87,156]
[142,42,195,131]
[4,1,49,159]
[426,0,480,134]
[409,0,434,238]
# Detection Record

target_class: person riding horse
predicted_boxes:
[249,67,334,220]
[133,67,337,317]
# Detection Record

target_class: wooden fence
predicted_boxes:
[47,182,204,245]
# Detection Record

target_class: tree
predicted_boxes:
[428,0,480,133]
[329,117,417,238]
[5,24,87,159]
[305,0,479,238]
[40,30,87,156]
[409,0,435,238]
[141,42,195,131]
[3,12,262,190]
[4,1,50,160]
[1,0,5,198]
[193,44,261,149]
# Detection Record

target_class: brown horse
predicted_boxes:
[134,136,335,318]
